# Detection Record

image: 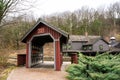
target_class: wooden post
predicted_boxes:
[73,54,78,64]
[55,40,61,71]
[26,43,29,68]
[71,54,73,64]
[71,54,78,64]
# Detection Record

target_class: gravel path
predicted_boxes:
[7,61,70,80]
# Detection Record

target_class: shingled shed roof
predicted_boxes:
[69,35,100,42]
[85,37,109,45]
[114,42,120,48]
[21,19,69,43]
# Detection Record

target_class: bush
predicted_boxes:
[66,52,120,80]
[0,50,9,68]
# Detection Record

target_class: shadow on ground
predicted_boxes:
[32,61,54,68]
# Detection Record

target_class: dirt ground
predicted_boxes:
[7,61,70,80]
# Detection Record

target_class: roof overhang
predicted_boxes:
[21,19,69,43]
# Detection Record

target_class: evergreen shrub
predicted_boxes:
[66,52,120,80]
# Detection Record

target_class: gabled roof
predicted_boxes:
[69,35,88,42]
[83,37,109,46]
[113,42,120,48]
[109,40,119,47]
[109,42,120,52]
[69,35,100,42]
[21,19,69,43]
[89,37,109,44]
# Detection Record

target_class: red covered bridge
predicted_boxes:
[21,19,69,71]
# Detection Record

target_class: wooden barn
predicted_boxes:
[21,19,68,71]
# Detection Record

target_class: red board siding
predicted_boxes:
[17,54,26,66]
[37,27,45,34]
[37,26,61,39]
[27,25,61,42]
[55,40,61,71]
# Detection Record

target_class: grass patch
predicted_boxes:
[0,49,16,80]
[0,65,16,80]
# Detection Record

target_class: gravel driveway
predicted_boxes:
[7,61,70,80]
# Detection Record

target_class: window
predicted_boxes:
[67,43,72,50]
[99,45,103,50]
[62,44,67,50]
[88,46,92,50]
[83,46,87,50]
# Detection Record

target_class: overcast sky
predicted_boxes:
[19,0,120,19]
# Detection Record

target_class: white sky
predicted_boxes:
[19,0,120,19]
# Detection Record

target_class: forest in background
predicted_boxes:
[0,1,120,50]
[0,1,120,79]
[43,2,120,36]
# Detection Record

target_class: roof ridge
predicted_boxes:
[21,18,69,43]
[39,19,69,36]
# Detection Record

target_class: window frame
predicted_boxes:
[99,45,103,50]
[83,46,87,50]
[88,46,92,50]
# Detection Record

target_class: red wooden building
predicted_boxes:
[21,19,68,71]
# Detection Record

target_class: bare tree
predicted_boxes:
[0,0,18,25]
[0,0,37,27]
[113,2,120,18]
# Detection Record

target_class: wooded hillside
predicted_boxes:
[0,1,120,49]
[43,2,120,36]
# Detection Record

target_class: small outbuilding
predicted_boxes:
[21,19,69,71]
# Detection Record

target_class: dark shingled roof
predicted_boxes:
[69,35,109,46]
[114,42,120,48]
[85,37,109,45]
[69,35,100,42]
